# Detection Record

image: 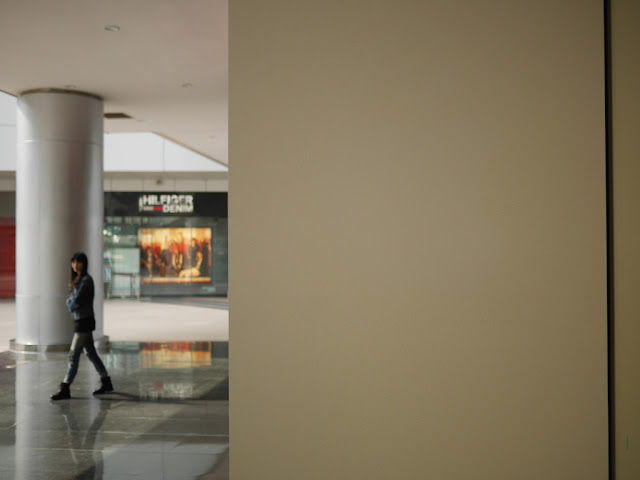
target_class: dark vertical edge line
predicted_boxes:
[604,0,615,478]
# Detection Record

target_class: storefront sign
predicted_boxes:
[105,191,227,217]
[138,194,194,214]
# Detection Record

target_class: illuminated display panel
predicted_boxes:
[138,227,212,284]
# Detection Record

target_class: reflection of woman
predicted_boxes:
[179,251,203,278]
[56,400,110,478]
[51,252,114,400]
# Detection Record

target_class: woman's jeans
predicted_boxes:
[63,332,108,385]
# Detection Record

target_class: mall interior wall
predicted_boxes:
[611,0,640,478]
[230,1,608,479]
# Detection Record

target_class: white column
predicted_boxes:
[13,89,105,351]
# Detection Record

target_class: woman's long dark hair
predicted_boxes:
[70,252,89,285]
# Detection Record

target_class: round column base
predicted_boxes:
[10,336,110,353]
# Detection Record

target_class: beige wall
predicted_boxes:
[229,1,608,478]
[612,0,640,478]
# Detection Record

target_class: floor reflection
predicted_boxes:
[0,341,229,480]
[55,401,109,479]
[140,341,213,368]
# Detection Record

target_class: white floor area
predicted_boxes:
[0,298,229,352]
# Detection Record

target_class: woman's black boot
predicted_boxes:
[51,383,71,401]
[93,376,114,395]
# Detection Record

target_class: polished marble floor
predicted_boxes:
[0,341,229,480]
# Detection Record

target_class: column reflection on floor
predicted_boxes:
[7,341,229,480]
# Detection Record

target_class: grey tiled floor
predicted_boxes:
[0,299,229,480]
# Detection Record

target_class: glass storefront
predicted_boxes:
[104,192,228,298]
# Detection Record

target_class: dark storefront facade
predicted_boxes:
[104,192,228,298]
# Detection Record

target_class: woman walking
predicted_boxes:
[51,252,114,400]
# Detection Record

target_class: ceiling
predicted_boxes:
[0,0,228,166]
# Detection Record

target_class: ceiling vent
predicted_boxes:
[104,112,133,119]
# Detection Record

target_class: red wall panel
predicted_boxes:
[0,220,16,298]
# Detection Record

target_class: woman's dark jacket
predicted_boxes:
[65,274,96,332]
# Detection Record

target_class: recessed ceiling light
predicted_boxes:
[104,25,120,32]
